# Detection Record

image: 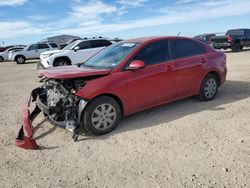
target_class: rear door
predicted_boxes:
[171,39,206,97]
[125,40,177,112]
[38,44,51,57]
[89,40,112,55]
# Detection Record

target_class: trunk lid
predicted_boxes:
[39,65,112,79]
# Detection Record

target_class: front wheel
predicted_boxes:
[54,58,70,67]
[199,74,218,101]
[15,56,26,64]
[0,56,3,62]
[82,96,121,135]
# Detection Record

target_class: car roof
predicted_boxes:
[77,38,110,42]
[123,36,194,43]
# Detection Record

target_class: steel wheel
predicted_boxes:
[91,103,117,131]
[82,96,121,135]
[204,78,217,98]
[199,74,218,101]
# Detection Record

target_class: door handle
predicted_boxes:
[165,65,174,70]
[201,58,207,64]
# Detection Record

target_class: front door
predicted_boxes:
[125,40,177,113]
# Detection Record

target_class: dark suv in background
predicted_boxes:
[210,29,250,51]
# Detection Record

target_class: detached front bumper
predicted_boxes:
[15,89,41,149]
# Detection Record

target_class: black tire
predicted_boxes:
[0,56,3,62]
[82,96,121,135]
[231,43,240,52]
[15,55,26,64]
[240,46,244,50]
[54,58,70,67]
[198,74,218,101]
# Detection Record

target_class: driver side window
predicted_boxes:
[133,40,169,66]
[28,44,39,50]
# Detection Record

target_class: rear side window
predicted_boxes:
[173,39,205,59]
[134,40,170,66]
[49,43,58,48]
[90,40,112,48]
[39,44,49,49]
[226,29,244,36]
[77,41,90,50]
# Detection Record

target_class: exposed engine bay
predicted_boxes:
[36,78,86,135]
[15,78,89,149]
[15,66,112,149]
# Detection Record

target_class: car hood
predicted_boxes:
[39,65,112,79]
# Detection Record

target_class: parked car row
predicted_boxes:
[40,38,114,68]
[15,36,227,149]
[0,46,26,62]
[196,28,250,52]
[210,29,250,51]
[10,42,59,64]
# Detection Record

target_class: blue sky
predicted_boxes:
[0,0,250,45]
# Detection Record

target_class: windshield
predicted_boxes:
[83,42,140,69]
[62,40,80,50]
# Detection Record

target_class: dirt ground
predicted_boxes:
[0,50,249,188]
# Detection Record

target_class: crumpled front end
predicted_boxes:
[15,79,88,150]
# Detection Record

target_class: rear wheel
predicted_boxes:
[199,74,218,101]
[54,58,70,67]
[82,96,121,135]
[0,56,3,62]
[15,55,26,64]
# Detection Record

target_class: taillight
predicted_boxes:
[227,35,232,42]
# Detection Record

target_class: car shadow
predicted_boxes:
[79,80,250,141]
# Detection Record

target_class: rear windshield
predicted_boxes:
[226,30,244,36]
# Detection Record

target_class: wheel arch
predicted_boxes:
[205,70,221,86]
[14,54,26,61]
[53,56,72,66]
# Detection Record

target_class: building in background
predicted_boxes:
[41,34,81,48]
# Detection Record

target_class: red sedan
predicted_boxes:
[16,36,227,149]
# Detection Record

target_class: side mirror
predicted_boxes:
[74,46,80,52]
[127,60,145,70]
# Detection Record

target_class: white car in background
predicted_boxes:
[11,42,59,64]
[40,38,113,68]
[0,47,25,62]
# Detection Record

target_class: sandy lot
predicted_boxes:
[0,50,249,188]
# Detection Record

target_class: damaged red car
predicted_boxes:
[16,36,227,149]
